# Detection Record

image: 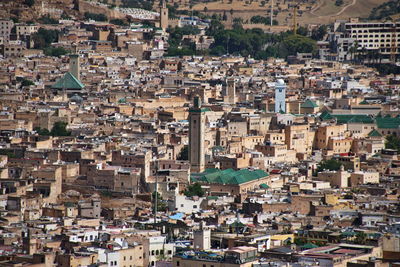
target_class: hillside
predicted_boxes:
[368,0,400,20]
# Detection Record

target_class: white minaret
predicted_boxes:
[189,95,206,173]
[275,79,286,113]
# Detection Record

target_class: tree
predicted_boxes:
[152,192,167,212]
[110,19,127,26]
[281,34,317,56]
[177,146,188,160]
[24,0,35,7]
[335,0,343,6]
[84,12,108,21]
[50,121,71,136]
[32,28,60,49]
[34,127,51,136]
[385,135,400,152]
[354,232,368,245]
[39,15,59,24]
[184,183,205,197]
[21,79,34,87]
[44,47,69,57]
[316,159,342,172]
[311,25,327,41]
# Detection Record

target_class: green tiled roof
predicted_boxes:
[52,72,84,90]
[191,168,268,185]
[376,117,400,129]
[301,99,318,108]
[368,129,382,137]
[320,112,374,124]
[260,183,270,189]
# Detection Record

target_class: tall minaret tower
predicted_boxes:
[160,0,169,31]
[224,77,236,104]
[69,54,80,81]
[189,95,206,173]
[274,79,286,113]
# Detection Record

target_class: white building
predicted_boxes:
[168,194,204,214]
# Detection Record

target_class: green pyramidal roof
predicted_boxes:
[52,72,84,90]
[368,129,382,137]
[301,99,318,108]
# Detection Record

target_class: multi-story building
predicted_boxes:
[0,20,14,40]
[331,18,400,62]
[173,246,258,267]
[16,24,38,37]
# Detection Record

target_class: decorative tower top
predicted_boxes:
[194,95,201,109]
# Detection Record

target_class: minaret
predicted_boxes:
[224,77,236,104]
[160,0,169,31]
[69,54,80,81]
[274,79,286,113]
[189,95,206,173]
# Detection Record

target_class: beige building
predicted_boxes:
[315,124,348,150]
[57,252,98,267]
[285,124,314,155]
[317,167,350,188]
[349,171,379,186]
[16,24,38,36]
[327,137,353,154]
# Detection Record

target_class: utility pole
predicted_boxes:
[154,161,158,224]
[293,5,298,35]
[270,0,273,26]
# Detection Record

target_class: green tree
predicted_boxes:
[32,28,60,49]
[61,12,71,20]
[84,12,108,21]
[177,146,188,160]
[34,127,51,136]
[24,0,35,7]
[335,0,343,6]
[316,159,342,172]
[110,19,127,26]
[184,183,205,197]
[385,135,400,152]
[44,47,69,57]
[354,232,368,245]
[39,15,58,24]
[281,34,317,56]
[311,25,327,41]
[21,79,34,87]
[50,121,71,136]
[152,192,167,212]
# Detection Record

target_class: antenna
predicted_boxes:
[293,5,298,35]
